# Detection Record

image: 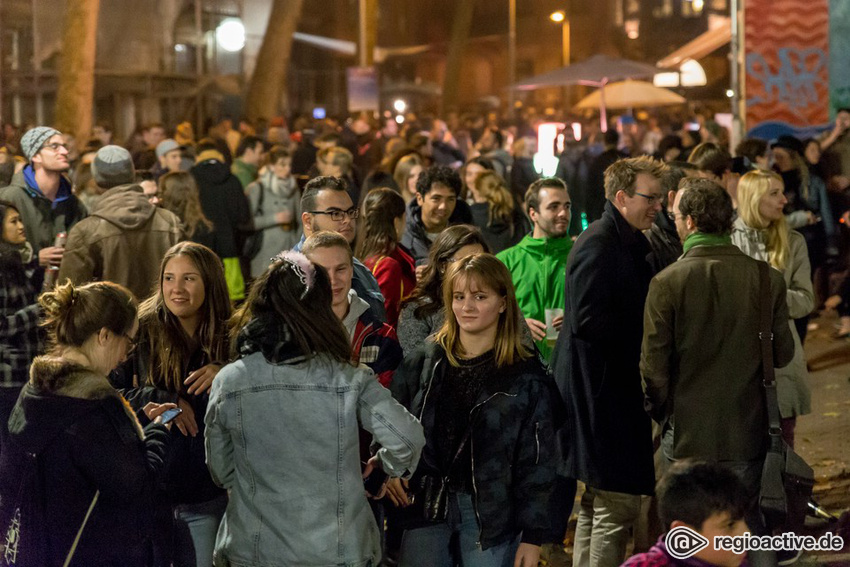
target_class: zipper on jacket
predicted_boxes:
[534,422,540,465]
[418,359,441,421]
[468,391,516,548]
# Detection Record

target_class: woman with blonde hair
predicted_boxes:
[393,152,424,204]
[469,170,530,254]
[391,253,557,567]
[731,169,813,447]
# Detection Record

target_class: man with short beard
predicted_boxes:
[497,177,572,361]
[0,126,87,275]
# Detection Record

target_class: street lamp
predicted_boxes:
[550,9,570,108]
[215,18,245,53]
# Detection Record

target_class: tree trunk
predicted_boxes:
[442,0,475,113]
[54,0,100,140]
[246,0,305,123]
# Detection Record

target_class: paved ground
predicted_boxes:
[541,312,850,567]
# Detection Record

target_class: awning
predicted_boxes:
[657,20,731,69]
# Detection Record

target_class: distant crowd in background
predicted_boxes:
[1,104,850,567]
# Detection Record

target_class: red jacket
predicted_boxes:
[363,245,416,328]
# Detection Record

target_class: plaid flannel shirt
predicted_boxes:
[0,267,43,387]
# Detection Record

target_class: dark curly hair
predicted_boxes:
[415,165,462,197]
[677,178,734,236]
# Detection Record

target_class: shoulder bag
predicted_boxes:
[242,182,265,261]
[756,260,815,533]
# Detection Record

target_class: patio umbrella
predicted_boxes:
[514,54,661,90]
[514,54,663,130]
[574,80,686,110]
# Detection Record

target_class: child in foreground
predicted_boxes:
[622,461,749,567]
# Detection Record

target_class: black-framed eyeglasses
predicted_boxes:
[41,142,69,152]
[123,333,138,355]
[308,207,359,221]
[633,192,663,205]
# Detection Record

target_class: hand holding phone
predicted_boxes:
[159,407,183,425]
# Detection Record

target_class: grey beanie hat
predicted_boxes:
[21,126,61,161]
[91,145,135,189]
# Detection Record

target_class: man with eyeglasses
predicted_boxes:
[293,175,387,322]
[551,156,667,567]
[0,126,87,275]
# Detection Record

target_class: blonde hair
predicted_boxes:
[474,171,516,231]
[434,254,530,367]
[392,153,423,196]
[737,170,790,270]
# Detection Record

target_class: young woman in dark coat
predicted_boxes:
[390,254,558,567]
[0,280,175,567]
[0,200,43,456]
[110,241,232,567]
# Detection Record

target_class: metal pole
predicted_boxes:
[359,0,367,67]
[562,17,570,110]
[730,0,743,149]
[195,0,203,135]
[508,0,516,117]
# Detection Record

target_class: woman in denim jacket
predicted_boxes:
[205,251,424,567]
[389,254,558,567]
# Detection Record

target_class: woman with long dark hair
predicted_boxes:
[205,251,424,566]
[392,254,557,567]
[159,171,215,248]
[0,280,175,566]
[111,241,232,567]
[0,200,43,455]
[357,187,416,326]
[396,225,489,357]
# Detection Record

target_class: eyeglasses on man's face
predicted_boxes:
[309,207,359,221]
[633,191,664,206]
[41,142,69,153]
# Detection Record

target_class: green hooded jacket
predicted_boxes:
[497,234,573,360]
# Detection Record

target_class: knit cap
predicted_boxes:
[91,145,136,189]
[20,127,61,161]
[156,139,180,159]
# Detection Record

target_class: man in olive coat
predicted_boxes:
[551,156,666,567]
[640,178,794,560]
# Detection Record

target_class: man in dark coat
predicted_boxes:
[640,179,795,566]
[191,141,251,300]
[551,155,666,567]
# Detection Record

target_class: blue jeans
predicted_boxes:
[398,492,518,567]
[173,494,227,567]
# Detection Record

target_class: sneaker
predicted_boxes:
[777,549,803,566]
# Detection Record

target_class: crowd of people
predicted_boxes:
[0,106,848,567]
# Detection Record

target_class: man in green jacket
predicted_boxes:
[497,177,572,360]
[231,135,265,189]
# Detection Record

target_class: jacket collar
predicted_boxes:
[680,243,748,259]
[604,199,651,253]
[21,165,73,209]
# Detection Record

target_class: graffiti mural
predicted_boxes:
[745,0,830,139]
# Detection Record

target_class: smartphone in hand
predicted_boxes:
[160,407,183,425]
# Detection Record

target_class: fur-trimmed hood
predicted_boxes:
[8,356,144,454]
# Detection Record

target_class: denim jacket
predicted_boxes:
[205,352,424,567]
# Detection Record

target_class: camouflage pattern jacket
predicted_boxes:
[396,342,558,549]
